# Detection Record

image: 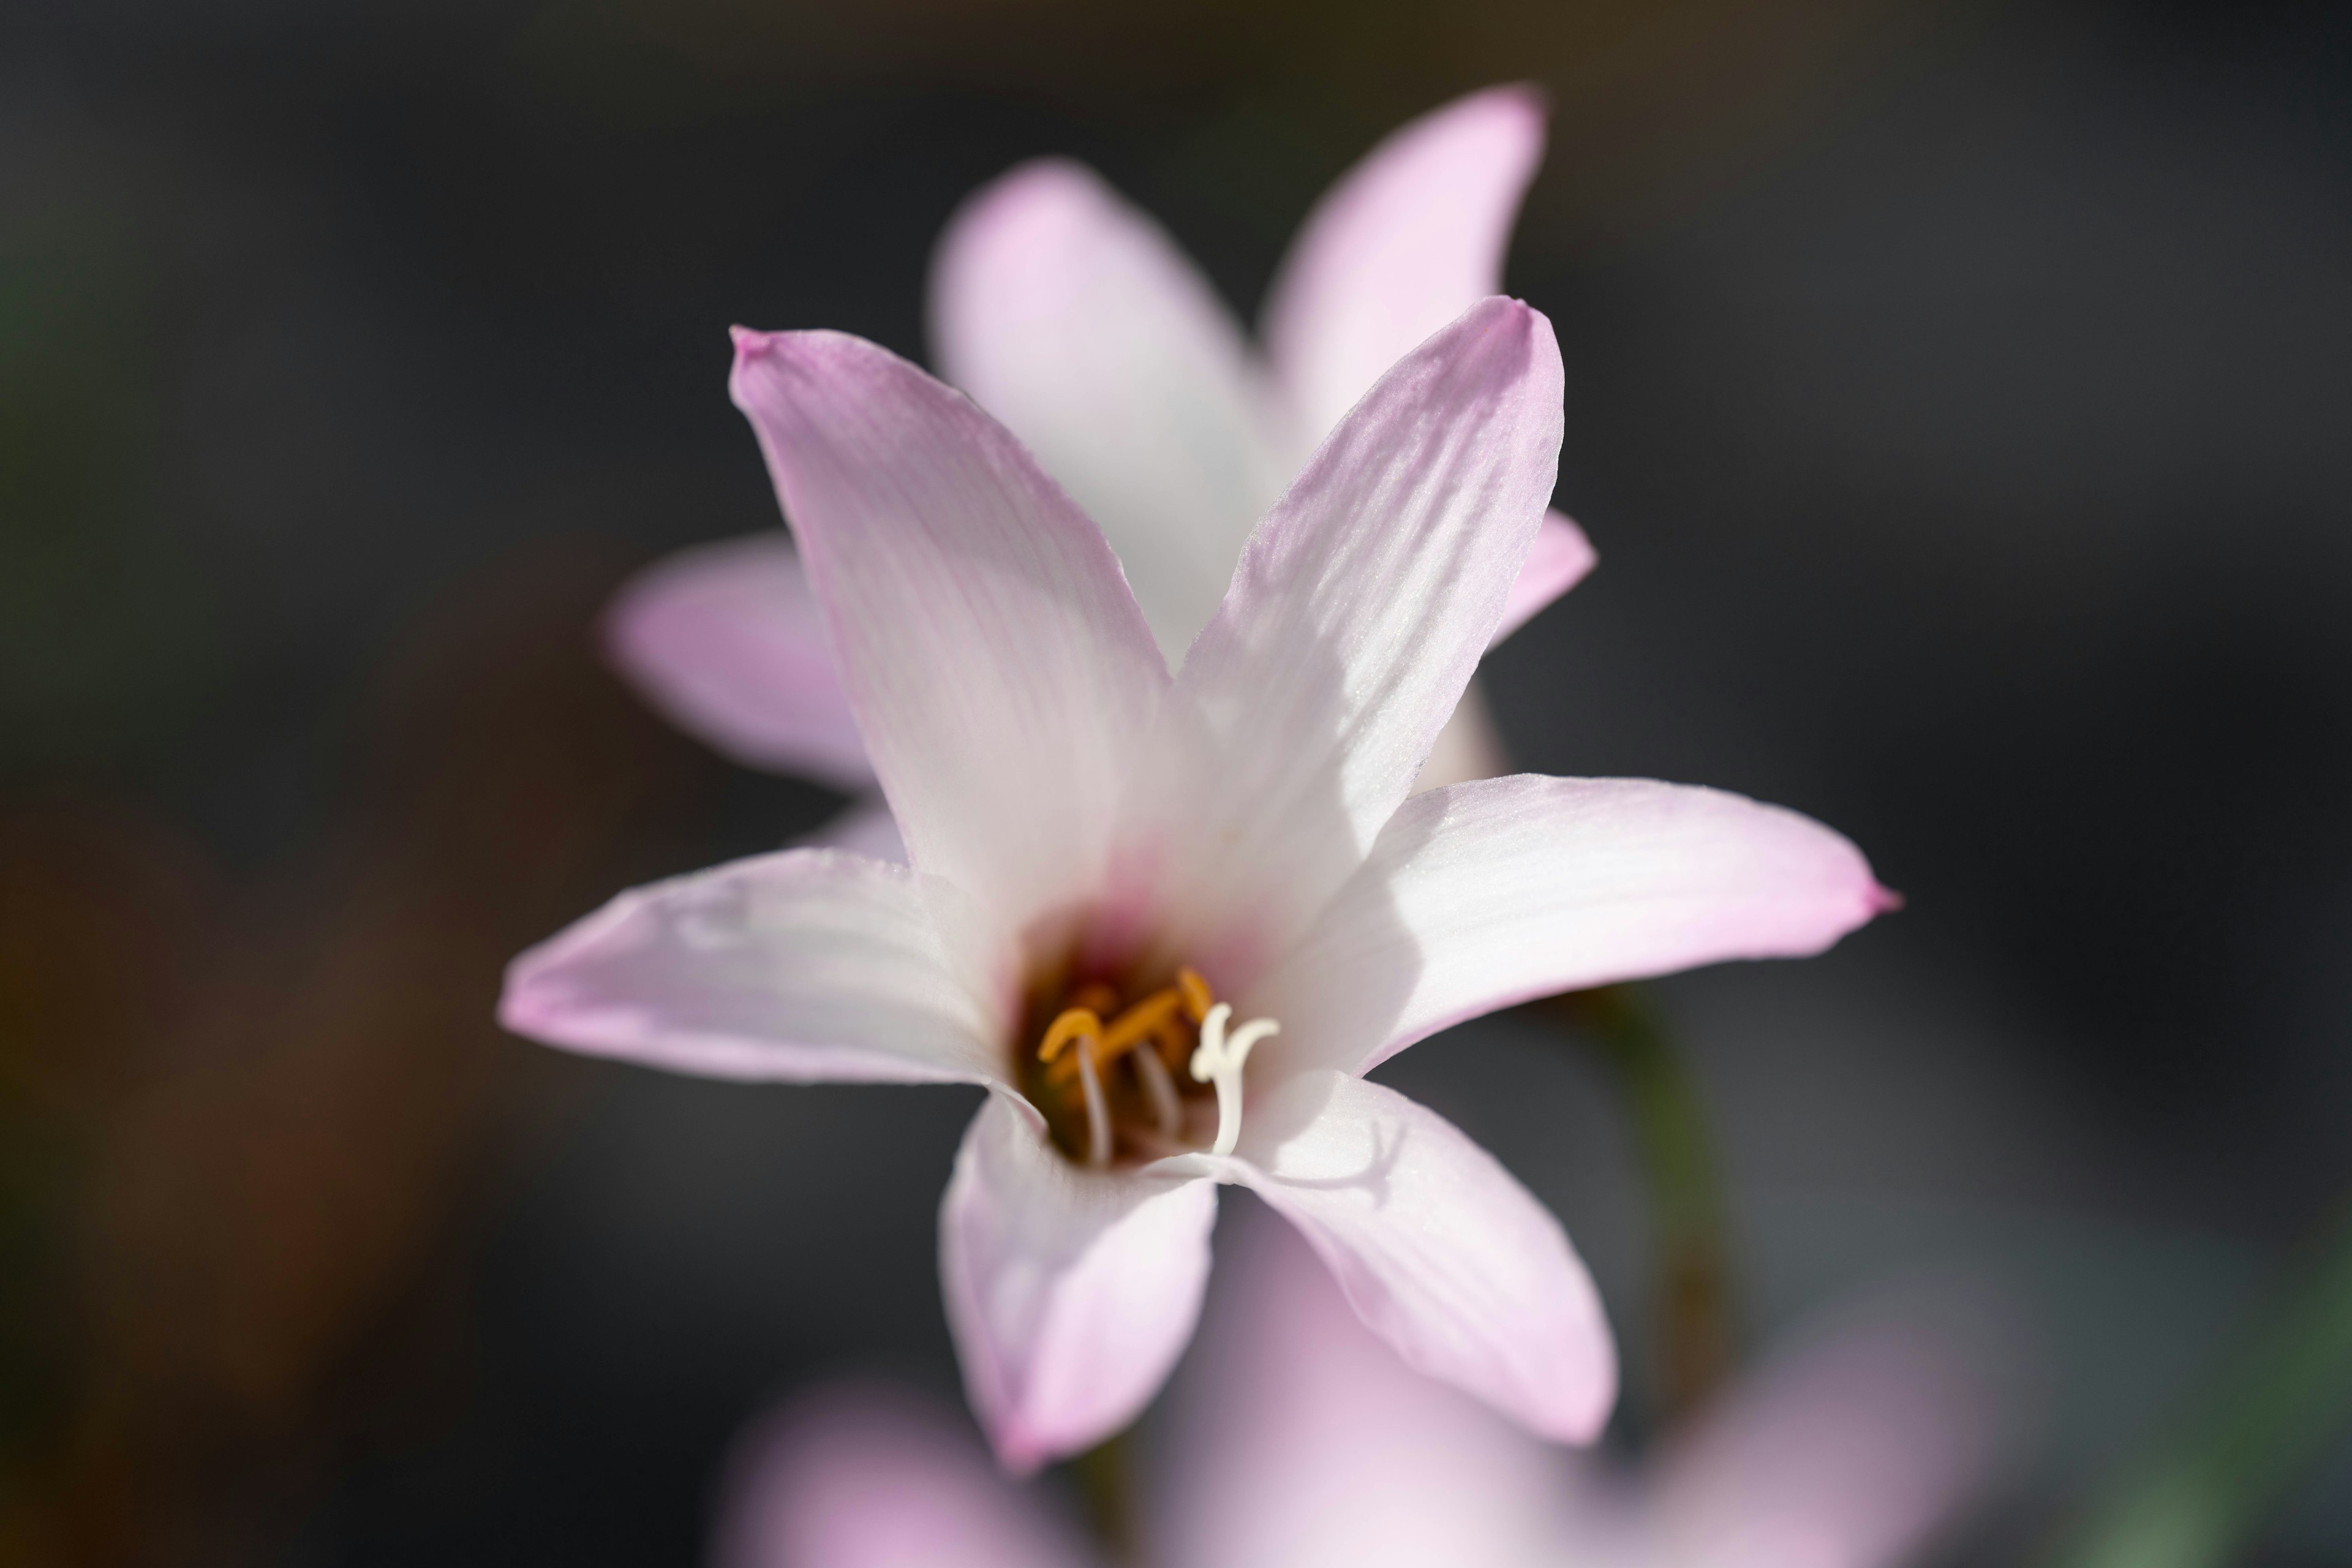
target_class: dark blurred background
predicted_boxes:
[2,0,2349,1562]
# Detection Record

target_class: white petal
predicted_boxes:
[729,328,1169,936]
[1265,774,1892,1077]
[1412,513,1597,794]
[930,160,1293,665]
[499,848,1011,1087]
[714,1382,1095,1568]
[603,531,873,788]
[1131,298,1563,989]
[1221,1070,1615,1445]
[939,1096,1219,1472]
[1262,85,1548,448]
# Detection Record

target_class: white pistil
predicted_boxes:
[1189,1001,1280,1158]
[1131,1043,1182,1137]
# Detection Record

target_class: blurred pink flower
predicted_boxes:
[502,295,1889,1468]
[714,1221,2004,1568]
[607,86,1593,846]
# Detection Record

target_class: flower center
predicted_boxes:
[1020,965,1278,1168]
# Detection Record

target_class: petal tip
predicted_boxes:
[947,156,1116,252]
[1480,78,1553,123]
[995,154,1100,201]
[1400,81,1551,159]
[1871,882,1907,915]
[494,959,563,1047]
[1535,1307,1620,1447]
[986,1422,1054,1478]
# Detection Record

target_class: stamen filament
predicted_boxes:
[1189,1001,1280,1158]
[1074,1041,1112,1169]
[1131,1041,1182,1137]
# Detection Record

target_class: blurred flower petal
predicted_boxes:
[940,1096,1219,1472]
[500,848,1010,1085]
[1223,1070,1616,1446]
[1267,774,1893,1077]
[603,530,873,788]
[1647,1298,2007,1568]
[1415,513,1594,796]
[1491,510,1597,648]
[714,1382,1094,1568]
[1411,682,1513,795]
[1155,1213,1581,1568]
[930,159,1292,663]
[1262,85,1550,448]
[729,328,1169,934]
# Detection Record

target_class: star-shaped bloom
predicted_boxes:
[714,1219,2003,1568]
[502,293,1891,1469]
[608,86,1594,853]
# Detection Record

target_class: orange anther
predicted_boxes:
[1038,1008,1103,1065]
[1175,967,1213,1024]
[1098,989,1183,1065]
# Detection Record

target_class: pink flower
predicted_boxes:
[500,292,1890,1469]
[607,86,1594,840]
[713,1221,2003,1568]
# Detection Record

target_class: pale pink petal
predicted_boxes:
[1134,298,1562,987]
[1219,1070,1615,1446]
[1411,514,1594,795]
[714,1382,1095,1568]
[1648,1297,2008,1568]
[1264,774,1893,1077]
[1491,510,1595,647]
[1262,85,1548,448]
[603,532,873,788]
[939,1096,1219,1472]
[930,160,1292,664]
[802,796,907,865]
[1153,1212,1580,1568]
[729,329,1169,935]
[499,848,1012,1087]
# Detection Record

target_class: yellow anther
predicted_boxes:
[1069,982,1120,1017]
[1150,1015,1191,1069]
[1175,966,1213,1024]
[1098,989,1184,1065]
[1038,1008,1103,1065]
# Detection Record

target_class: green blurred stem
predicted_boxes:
[1526,985,1733,1422]
[2048,1202,2352,1568]
[1069,1428,1133,1562]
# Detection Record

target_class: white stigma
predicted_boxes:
[1189,1001,1280,1158]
